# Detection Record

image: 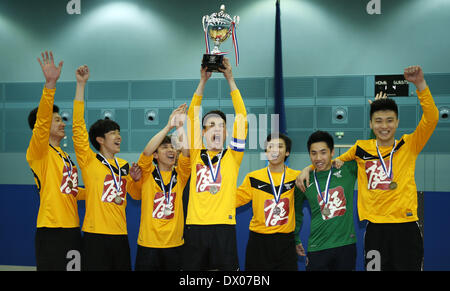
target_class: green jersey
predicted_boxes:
[294,161,357,252]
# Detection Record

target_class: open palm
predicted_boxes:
[37,51,63,88]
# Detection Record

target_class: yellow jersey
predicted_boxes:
[127,153,191,248]
[186,89,247,225]
[237,167,300,234]
[73,100,136,235]
[338,87,439,223]
[26,87,81,228]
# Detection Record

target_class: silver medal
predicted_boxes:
[322,206,331,217]
[210,185,219,194]
[164,206,172,216]
[115,196,122,204]
[273,206,281,216]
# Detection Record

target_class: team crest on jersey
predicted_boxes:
[196,164,222,193]
[101,175,127,205]
[365,160,392,190]
[60,166,78,197]
[153,192,176,219]
[264,198,289,227]
[317,186,346,220]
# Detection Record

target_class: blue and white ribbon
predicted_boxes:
[98,153,122,196]
[375,140,397,182]
[314,168,333,208]
[267,166,286,204]
[206,150,224,182]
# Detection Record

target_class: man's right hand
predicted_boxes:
[37,51,63,89]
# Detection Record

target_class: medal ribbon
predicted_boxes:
[206,150,224,183]
[231,21,239,66]
[155,165,176,206]
[314,168,333,208]
[375,140,397,183]
[267,166,286,204]
[98,153,122,197]
[49,144,73,181]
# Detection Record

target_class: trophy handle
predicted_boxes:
[202,15,209,32]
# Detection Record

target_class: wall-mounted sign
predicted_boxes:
[374,75,409,97]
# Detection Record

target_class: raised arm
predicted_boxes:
[142,104,187,157]
[72,65,94,168]
[403,65,439,154]
[187,66,212,152]
[26,51,63,161]
[219,58,247,155]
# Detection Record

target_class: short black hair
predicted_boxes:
[265,132,292,161]
[202,110,226,129]
[307,130,334,152]
[28,105,60,130]
[370,98,398,120]
[88,119,120,151]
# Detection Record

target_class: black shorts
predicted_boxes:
[245,231,297,271]
[35,227,82,271]
[182,224,239,271]
[134,245,184,271]
[306,243,356,271]
[82,232,131,271]
[364,221,424,271]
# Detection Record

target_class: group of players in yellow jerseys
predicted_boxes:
[27,51,438,271]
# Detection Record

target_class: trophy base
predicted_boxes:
[202,54,225,72]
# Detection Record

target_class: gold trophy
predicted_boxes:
[202,4,240,72]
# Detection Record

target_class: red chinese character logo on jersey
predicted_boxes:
[196,164,222,193]
[264,198,289,227]
[365,160,392,190]
[101,175,127,205]
[153,192,176,219]
[60,166,79,197]
[317,186,346,220]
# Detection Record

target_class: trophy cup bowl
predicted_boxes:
[202,5,238,72]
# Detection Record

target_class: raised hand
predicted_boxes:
[200,65,212,82]
[368,91,387,105]
[218,57,233,80]
[76,65,90,84]
[168,103,188,129]
[37,51,63,89]
[218,57,237,91]
[404,65,427,92]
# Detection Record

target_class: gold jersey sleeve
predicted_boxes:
[26,88,80,228]
[337,87,439,223]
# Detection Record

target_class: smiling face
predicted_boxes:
[370,110,399,146]
[265,138,289,166]
[202,114,227,151]
[97,129,121,156]
[154,142,177,170]
[49,112,66,141]
[309,141,334,172]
